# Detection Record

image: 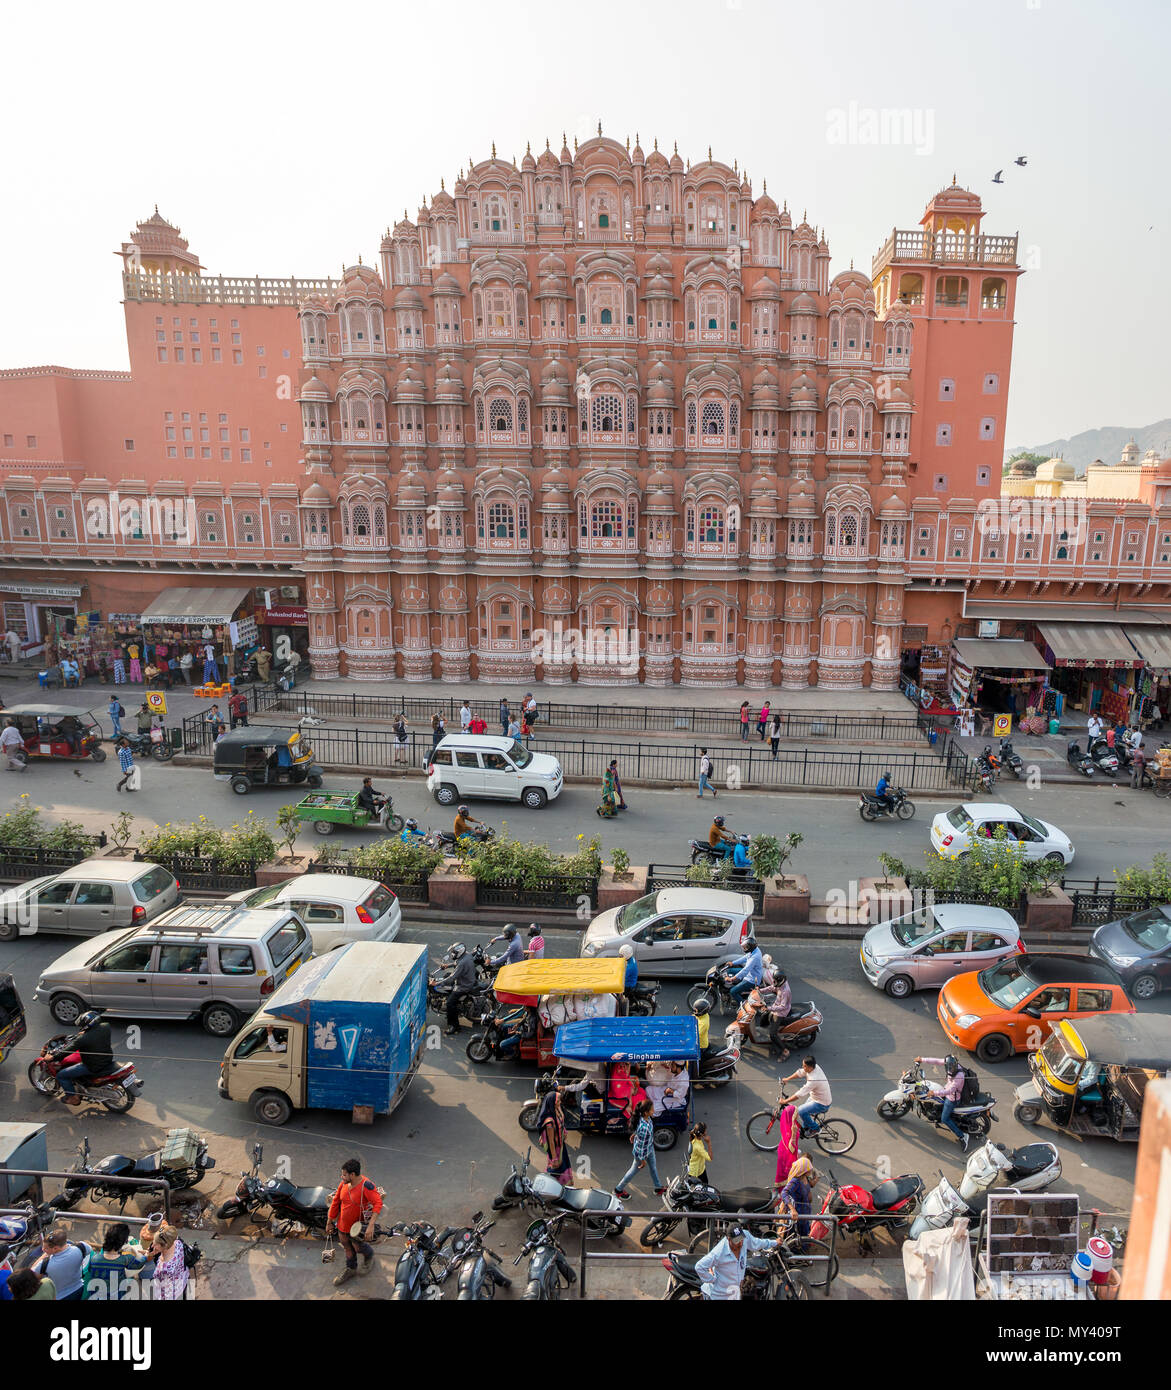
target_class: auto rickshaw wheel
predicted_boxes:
[652,1126,678,1151]
[231,777,251,795]
[466,1034,493,1064]
[306,774,323,789]
[314,821,334,835]
[387,814,405,834]
[1013,1100,1042,1126]
[89,747,107,763]
[518,1102,541,1133]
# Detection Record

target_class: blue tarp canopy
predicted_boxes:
[553,1016,700,1063]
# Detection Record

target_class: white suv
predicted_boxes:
[426,734,563,810]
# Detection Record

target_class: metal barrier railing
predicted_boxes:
[0,1166,174,1233]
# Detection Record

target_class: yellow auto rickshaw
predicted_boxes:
[1014,1013,1171,1141]
[465,957,627,1068]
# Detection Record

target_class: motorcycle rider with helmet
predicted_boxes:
[731,834,754,874]
[915,1054,971,1150]
[453,803,488,845]
[399,817,426,847]
[443,943,481,1037]
[875,770,895,814]
[707,815,734,859]
[725,935,764,1004]
[52,1010,114,1106]
[487,923,524,972]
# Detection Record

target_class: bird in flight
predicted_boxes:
[992,170,1004,184]
[1014,156,1028,166]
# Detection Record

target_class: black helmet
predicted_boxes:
[882,770,891,780]
[527,923,540,937]
[713,815,726,827]
[503,924,518,939]
[457,803,470,816]
[738,833,750,845]
[744,936,757,950]
[774,972,787,986]
[405,818,418,831]
[692,999,711,1016]
[535,1072,555,1097]
[944,1055,959,1077]
[448,942,466,961]
[75,1010,103,1031]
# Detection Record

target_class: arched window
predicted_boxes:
[700,507,725,543]
[352,503,370,538]
[488,397,513,433]
[701,401,725,436]
[600,307,612,324]
[488,502,515,540]
[591,394,622,436]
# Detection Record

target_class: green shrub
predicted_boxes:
[139,814,275,869]
[685,861,715,885]
[338,838,443,879]
[1115,852,1171,903]
[0,796,93,851]
[461,831,600,886]
[611,847,631,877]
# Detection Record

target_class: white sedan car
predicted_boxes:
[929,803,1074,866]
[227,873,401,952]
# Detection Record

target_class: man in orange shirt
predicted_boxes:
[326,1158,383,1285]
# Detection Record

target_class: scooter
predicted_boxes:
[491,1148,630,1236]
[809,1169,924,1253]
[909,1139,1062,1239]
[513,1213,577,1300]
[640,1170,776,1248]
[56,1134,214,1211]
[451,1212,512,1301]
[875,1060,998,1139]
[1088,737,1120,776]
[725,993,823,1055]
[28,1037,143,1114]
[999,739,1024,779]
[693,1036,741,1088]
[858,787,916,821]
[1067,740,1095,778]
[389,1221,455,1300]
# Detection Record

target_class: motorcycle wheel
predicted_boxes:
[518,1102,541,1133]
[775,1271,811,1301]
[151,744,175,762]
[629,996,657,1016]
[876,1099,911,1120]
[640,1218,681,1248]
[27,1061,60,1096]
[102,1087,135,1115]
[896,800,916,820]
[665,1283,704,1301]
[859,803,877,822]
[814,1118,858,1155]
[465,1034,493,1064]
[215,1201,244,1220]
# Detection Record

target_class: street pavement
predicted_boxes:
[1,753,1168,899]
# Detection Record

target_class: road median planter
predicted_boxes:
[857,876,912,926]
[428,865,477,914]
[256,856,315,888]
[763,873,812,925]
[1024,886,1075,932]
[597,866,648,913]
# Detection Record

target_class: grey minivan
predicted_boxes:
[0,860,180,942]
[32,903,313,1037]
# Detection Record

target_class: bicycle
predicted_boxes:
[745,1097,857,1156]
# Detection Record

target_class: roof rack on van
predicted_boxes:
[141,904,240,935]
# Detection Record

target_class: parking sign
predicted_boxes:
[146,691,168,715]
[993,714,1011,738]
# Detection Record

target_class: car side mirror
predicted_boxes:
[1021,1004,1041,1018]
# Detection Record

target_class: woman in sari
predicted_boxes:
[774,1099,801,1187]
[776,1155,818,1251]
[597,762,618,818]
[537,1087,573,1187]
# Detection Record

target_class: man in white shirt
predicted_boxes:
[692,1224,779,1300]
[782,1054,833,1134]
[1086,714,1102,752]
[1126,726,1143,752]
[1,720,26,771]
[459,701,472,732]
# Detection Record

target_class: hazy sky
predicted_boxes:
[2,0,1167,447]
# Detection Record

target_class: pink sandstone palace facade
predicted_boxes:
[2,133,1170,687]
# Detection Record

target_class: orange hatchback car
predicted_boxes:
[937,953,1134,1064]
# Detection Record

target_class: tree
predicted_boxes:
[1002,451,1048,476]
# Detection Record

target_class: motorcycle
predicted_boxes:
[686,964,822,1051]
[660,1243,810,1301]
[809,1169,924,1252]
[389,1220,456,1300]
[974,746,1000,792]
[626,981,660,1016]
[28,1036,143,1114]
[427,824,496,855]
[0,1197,73,1268]
[858,786,916,821]
[875,1060,998,1138]
[216,1142,387,1239]
[492,1148,630,1236]
[465,1003,536,1063]
[640,1170,776,1248]
[427,944,494,1023]
[909,1139,1062,1239]
[724,991,823,1056]
[512,1213,577,1300]
[1066,740,1095,778]
[124,729,175,762]
[999,739,1024,779]
[688,836,738,867]
[56,1134,214,1211]
[1088,736,1120,777]
[450,1211,513,1301]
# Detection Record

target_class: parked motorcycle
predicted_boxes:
[56,1133,214,1211]
[999,739,1024,779]
[1088,737,1120,776]
[512,1213,577,1300]
[640,1170,776,1248]
[28,1035,143,1114]
[909,1139,1062,1239]
[858,787,916,821]
[809,1168,924,1252]
[124,730,175,762]
[1067,740,1095,778]
[216,1142,387,1239]
[388,1220,455,1300]
[449,1211,512,1301]
[492,1148,630,1236]
[875,1060,998,1138]
[973,746,1000,793]
[660,1243,810,1301]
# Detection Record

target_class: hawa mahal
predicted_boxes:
[1,131,1169,686]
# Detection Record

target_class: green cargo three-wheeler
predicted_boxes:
[292,790,405,836]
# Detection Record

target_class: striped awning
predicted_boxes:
[1037,623,1143,668]
[141,586,250,625]
[952,638,1050,672]
[1124,625,1171,671]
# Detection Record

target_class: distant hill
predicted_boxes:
[1006,419,1171,474]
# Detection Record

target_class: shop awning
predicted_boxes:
[1037,623,1142,667]
[952,638,1050,672]
[964,600,1171,625]
[1124,625,1171,671]
[140,586,250,626]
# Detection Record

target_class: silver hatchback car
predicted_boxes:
[860,903,1023,998]
[0,859,180,942]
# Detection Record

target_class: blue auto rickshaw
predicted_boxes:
[519,1016,700,1151]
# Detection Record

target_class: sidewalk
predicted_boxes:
[194,1230,908,1300]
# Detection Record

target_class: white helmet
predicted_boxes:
[618,944,633,959]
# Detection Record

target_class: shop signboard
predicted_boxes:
[260,606,308,625]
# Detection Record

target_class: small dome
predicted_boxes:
[747,274,781,301]
[541,466,570,500]
[339,262,383,297]
[879,494,906,517]
[297,375,331,401]
[538,251,568,278]
[645,251,673,276]
[521,144,537,172]
[789,292,818,314]
[433,362,465,401]
[300,291,331,312]
[669,143,684,172]
[754,191,778,216]
[430,187,455,212]
[302,481,332,505]
[536,144,559,172]
[437,471,465,505]
[751,367,780,407]
[394,364,426,400]
[786,481,816,512]
[645,145,669,172]
[788,371,819,405]
[750,469,778,499]
[1035,457,1075,482]
[430,272,462,295]
[539,358,570,403]
[646,362,675,405]
[645,273,674,296]
[393,286,423,309]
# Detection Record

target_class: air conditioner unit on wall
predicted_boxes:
[977,620,1001,638]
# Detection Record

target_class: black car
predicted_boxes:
[1089,905,1171,1000]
